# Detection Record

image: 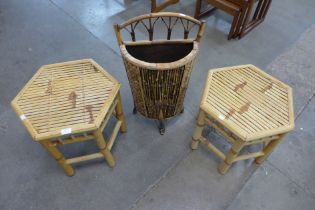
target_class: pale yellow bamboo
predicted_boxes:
[191,109,206,150]
[218,140,246,174]
[94,129,115,168]
[118,12,203,29]
[233,151,264,162]
[107,121,122,151]
[11,59,128,175]
[52,134,95,146]
[66,153,104,164]
[199,137,226,160]
[115,92,127,133]
[205,118,236,144]
[196,21,206,42]
[255,134,286,165]
[114,24,123,46]
[40,140,75,176]
[193,65,294,175]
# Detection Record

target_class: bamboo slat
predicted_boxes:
[11,59,120,141]
[201,64,295,141]
[11,59,128,176]
[191,64,295,174]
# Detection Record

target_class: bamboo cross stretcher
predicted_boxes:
[11,59,127,176]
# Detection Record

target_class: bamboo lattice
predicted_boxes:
[11,59,120,141]
[115,12,205,120]
[201,64,295,141]
[191,64,295,174]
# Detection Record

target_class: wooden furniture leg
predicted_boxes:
[228,12,240,40]
[194,0,244,39]
[40,140,74,176]
[255,134,286,165]
[191,109,206,150]
[239,0,255,38]
[151,0,180,13]
[239,0,272,39]
[115,92,127,133]
[194,0,216,19]
[158,120,165,135]
[253,0,264,19]
[218,140,245,174]
[257,0,271,20]
[194,0,202,18]
[94,129,115,168]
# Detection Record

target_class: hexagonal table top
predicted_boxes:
[201,64,295,141]
[11,59,120,141]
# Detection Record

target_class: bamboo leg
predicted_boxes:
[40,140,74,176]
[255,134,286,165]
[115,92,127,133]
[94,129,115,168]
[218,140,245,174]
[191,109,206,150]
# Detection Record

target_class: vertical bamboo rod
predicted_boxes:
[114,24,123,46]
[191,109,206,150]
[255,133,286,165]
[196,21,206,42]
[115,92,127,133]
[218,140,245,174]
[40,140,75,176]
[94,129,115,168]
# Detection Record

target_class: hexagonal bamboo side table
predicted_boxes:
[11,59,127,176]
[191,64,295,174]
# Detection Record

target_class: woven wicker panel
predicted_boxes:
[115,13,205,122]
[12,59,120,140]
[121,41,198,119]
[201,64,294,141]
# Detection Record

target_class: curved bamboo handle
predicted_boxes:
[114,24,123,46]
[196,20,206,43]
[114,12,206,45]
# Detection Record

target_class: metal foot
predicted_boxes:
[158,120,165,135]
[133,106,137,114]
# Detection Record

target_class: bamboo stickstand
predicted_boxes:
[114,12,205,134]
[11,59,127,176]
[191,65,295,174]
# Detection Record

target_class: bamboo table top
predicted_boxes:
[11,59,120,141]
[201,64,295,141]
